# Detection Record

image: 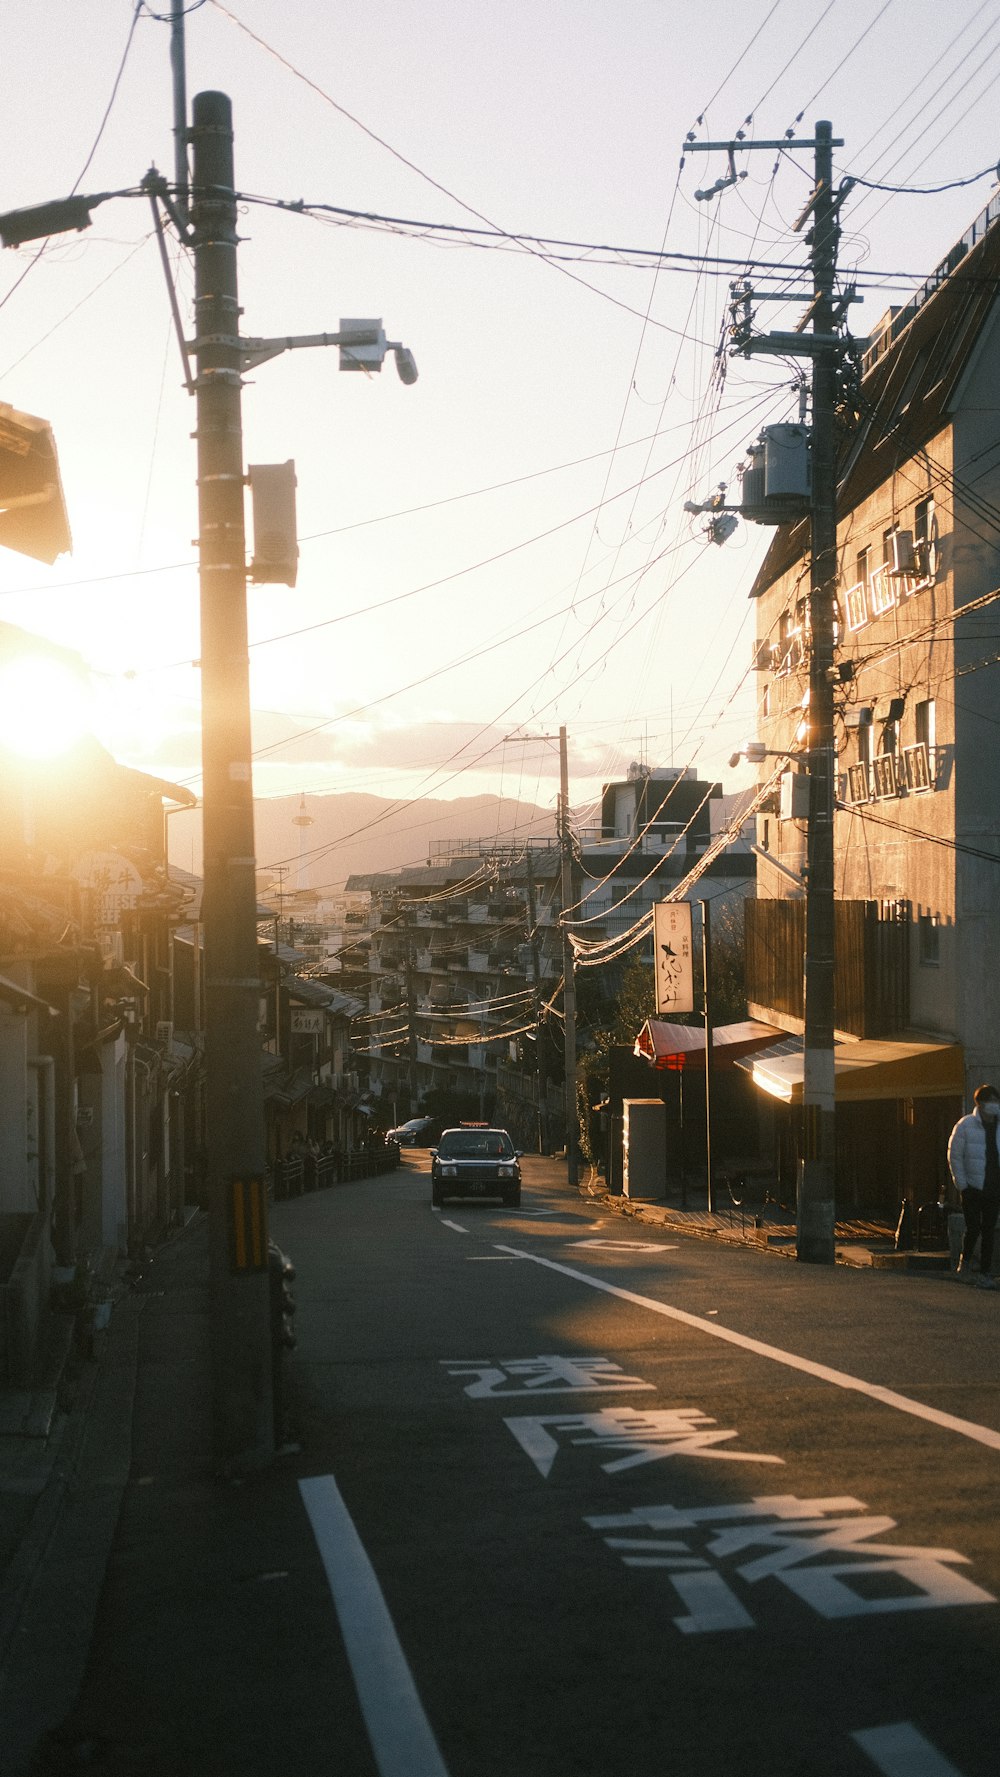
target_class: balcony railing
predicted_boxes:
[843,742,934,806]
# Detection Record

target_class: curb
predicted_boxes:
[578,1175,956,1273]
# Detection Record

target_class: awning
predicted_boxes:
[0,971,59,1016]
[634,1018,785,1072]
[737,1032,964,1104]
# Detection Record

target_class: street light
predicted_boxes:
[239,322,418,382]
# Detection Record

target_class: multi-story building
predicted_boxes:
[742,190,1000,1217]
[347,839,565,1142]
[348,765,756,1144]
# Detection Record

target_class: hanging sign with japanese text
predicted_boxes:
[653,900,694,1015]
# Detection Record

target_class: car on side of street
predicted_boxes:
[430,1125,522,1208]
[386,1117,437,1146]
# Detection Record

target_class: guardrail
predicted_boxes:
[272,1141,400,1200]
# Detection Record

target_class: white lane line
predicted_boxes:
[299,1475,451,1777]
[467,1255,523,1261]
[851,1722,965,1775]
[440,1219,469,1234]
[494,1246,1000,1454]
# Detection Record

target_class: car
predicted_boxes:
[430,1125,522,1208]
[386,1117,437,1146]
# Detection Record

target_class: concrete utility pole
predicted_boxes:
[686,121,844,1265]
[405,943,419,1112]
[558,725,579,1185]
[191,91,273,1471]
[798,121,839,1264]
[524,848,549,1154]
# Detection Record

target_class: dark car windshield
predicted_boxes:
[438,1130,514,1160]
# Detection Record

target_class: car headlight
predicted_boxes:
[498,1165,514,1179]
[440,1165,458,1178]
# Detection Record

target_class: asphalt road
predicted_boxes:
[269,1153,1000,1777]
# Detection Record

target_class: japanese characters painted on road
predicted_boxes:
[653,899,694,1015]
[587,1495,996,1634]
[504,1406,784,1476]
[442,1355,655,1397]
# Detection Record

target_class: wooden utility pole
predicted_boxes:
[192,91,273,1471]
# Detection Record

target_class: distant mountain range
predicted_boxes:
[251,791,557,891]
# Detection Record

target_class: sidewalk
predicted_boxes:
[0,1216,352,1777]
[579,1166,956,1274]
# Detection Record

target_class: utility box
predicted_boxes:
[780,768,811,821]
[764,423,810,499]
[623,1098,666,1200]
[739,424,811,524]
[249,461,298,587]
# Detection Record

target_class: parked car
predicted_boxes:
[386,1117,437,1146]
[430,1126,521,1208]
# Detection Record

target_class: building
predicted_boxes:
[0,699,198,1390]
[348,766,756,1148]
[346,840,565,1146]
[742,189,1000,1217]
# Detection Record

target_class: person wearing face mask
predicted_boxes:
[947,1085,1000,1288]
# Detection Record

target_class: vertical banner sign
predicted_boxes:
[653,901,694,1015]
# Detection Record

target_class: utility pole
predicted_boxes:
[524,849,548,1154]
[686,122,844,1266]
[798,121,838,1265]
[405,942,419,1112]
[558,725,579,1186]
[192,91,273,1471]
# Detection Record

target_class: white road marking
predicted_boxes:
[851,1722,965,1775]
[440,1219,468,1234]
[494,1246,1000,1454]
[570,1239,678,1252]
[299,1475,451,1777]
[467,1255,522,1261]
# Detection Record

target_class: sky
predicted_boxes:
[2,0,1000,878]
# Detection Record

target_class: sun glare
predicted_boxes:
[0,654,94,759]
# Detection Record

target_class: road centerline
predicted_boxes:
[494,1246,1000,1454]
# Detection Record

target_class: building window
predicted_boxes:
[915,696,935,756]
[919,912,941,967]
[856,546,870,589]
[914,499,932,547]
[858,713,872,769]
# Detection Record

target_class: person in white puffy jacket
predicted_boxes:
[947,1084,1000,1288]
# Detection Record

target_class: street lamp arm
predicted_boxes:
[237,325,418,382]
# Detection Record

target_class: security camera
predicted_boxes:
[394,346,418,385]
